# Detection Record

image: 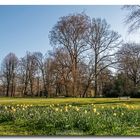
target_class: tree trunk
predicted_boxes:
[6,83,10,97]
[82,78,92,97]
[65,84,69,97]
[72,58,77,97]
[82,85,89,98]
[94,74,98,97]
[23,81,28,96]
[41,69,47,97]
[37,77,40,96]
[30,79,33,96]
[94,52,98,97]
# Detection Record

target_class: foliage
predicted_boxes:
[0,100,140,136]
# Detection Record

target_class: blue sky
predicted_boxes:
[0,5,139,62]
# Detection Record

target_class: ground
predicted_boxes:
[0,97,140,136]
[0,97,140,106]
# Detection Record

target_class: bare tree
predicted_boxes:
[123,5,140,32]
[28,54,37,96]
[49,47,72,97]
[18,52,37,97]
[98,68,113,96]
[32,52,48,97]
[80,59,94,97]
[18,56,29,96]
[117,43,140,88]
[41,57,54,97]
[87,18,121,96]
[49,13,89,97]
[2,53,18,97]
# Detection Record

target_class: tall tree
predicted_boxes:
[19,52,37,97]
[49,13,89,97]
[87,18,121,96]
[18,56,29,96]
[32,52,48,97]
[2,53,18,97]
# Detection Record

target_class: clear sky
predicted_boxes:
[0,5,139,62]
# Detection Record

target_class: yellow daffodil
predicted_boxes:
[65,108,68,112]
[85,110,87,114]
[93,108,96,113]
[97,112,100,115]
[75,107,79,111]
[30,113,33,116]
[131,106,134,109]
[4,106,7,110]
[112,107,115,109]
[13,108,16,112]
[113,113,117,116]
[55,108,59,112]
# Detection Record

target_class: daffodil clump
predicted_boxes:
[0,103,139,135]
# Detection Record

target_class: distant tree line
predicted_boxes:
[0,7,140,98]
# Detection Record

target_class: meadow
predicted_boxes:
[0,98,140,136]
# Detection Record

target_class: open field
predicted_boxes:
[0,98,140,136]
[0,97,140,106]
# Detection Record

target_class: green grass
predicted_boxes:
[0,123,29,136]
[0,97,140,136]
[0,97,140,106]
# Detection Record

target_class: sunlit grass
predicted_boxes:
[0,98,140,135]
[0,97,140,106]
[0,101,139,135]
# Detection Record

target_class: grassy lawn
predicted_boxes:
[0,97,140,136]
[0,97,140,106]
